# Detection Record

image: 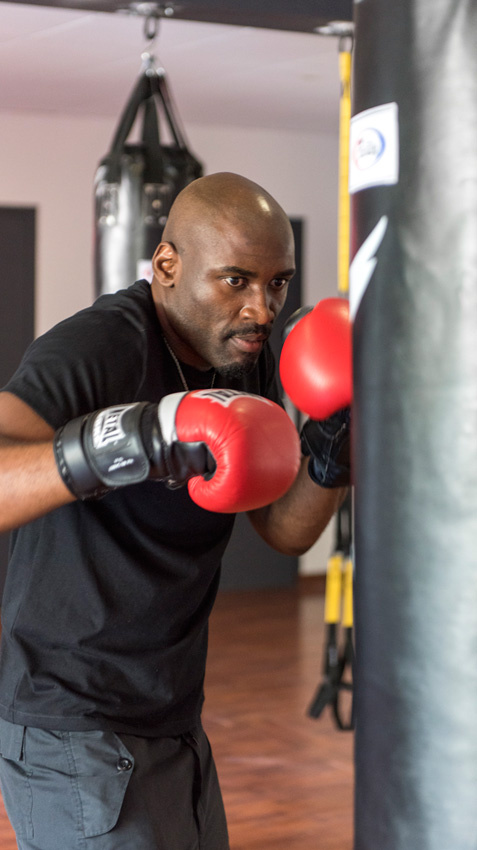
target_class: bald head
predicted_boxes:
[162,172,292,254]
[151,172,295,376]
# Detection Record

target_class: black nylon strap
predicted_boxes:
[109,73,151,156]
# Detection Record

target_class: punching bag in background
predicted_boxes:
[94,63,203,296]
[351,1,477,849]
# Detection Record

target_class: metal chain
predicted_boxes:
[162,336,215,391]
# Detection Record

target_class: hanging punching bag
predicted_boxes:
[351,1,477,848]
[94,63,203,296]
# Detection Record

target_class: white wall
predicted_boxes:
[0,112,110,333]
[0,109,340,572]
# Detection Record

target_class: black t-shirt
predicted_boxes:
[0,281,280,736]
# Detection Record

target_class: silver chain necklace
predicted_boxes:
[163,335,215,392]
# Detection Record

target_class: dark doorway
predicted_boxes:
[0,207,36,599]
[220,218,304,590]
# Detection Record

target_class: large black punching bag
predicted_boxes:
[94,62,203,296]
[351,1,477,848]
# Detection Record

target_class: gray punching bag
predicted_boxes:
[94,66,203,296]
[351,1,477,849]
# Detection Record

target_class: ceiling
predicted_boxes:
[0,0,354,133]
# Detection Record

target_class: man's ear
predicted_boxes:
[152,242,180,288]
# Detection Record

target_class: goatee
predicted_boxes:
[216,358,256,380]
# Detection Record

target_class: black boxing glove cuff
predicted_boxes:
[54,403,155,499]
[301,408,351,489]
[54,415,107,499]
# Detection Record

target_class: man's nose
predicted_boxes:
[240,288,275,326]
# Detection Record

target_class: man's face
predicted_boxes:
[159,217,295,378]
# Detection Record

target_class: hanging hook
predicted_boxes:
[125,1,173,75]
[315,20,355,52]
[142,9,160,75]
[144,12,159,42]
[338,33,354,54]
[314,20,354,39]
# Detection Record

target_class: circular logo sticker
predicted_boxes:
[352,128,386,170]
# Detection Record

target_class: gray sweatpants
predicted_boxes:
[0,717,229,850]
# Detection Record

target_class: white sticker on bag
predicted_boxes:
[349,102,399,194]
[349,216,388,321]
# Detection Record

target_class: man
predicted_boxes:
[0,172,349,849]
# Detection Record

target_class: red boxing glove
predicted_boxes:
[54,391,300,510]
[169,389,301,513]
[279,297,352,420]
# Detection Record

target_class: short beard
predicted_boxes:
[216,357,256,380]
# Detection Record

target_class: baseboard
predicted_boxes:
[298,574,326,595]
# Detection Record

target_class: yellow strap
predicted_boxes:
[337,49,352,295]
[322,44,354,637]
[342,556,354,628]
[324,553,344,624]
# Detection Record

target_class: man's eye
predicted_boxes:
[271,278,289,289]
[224,277,245,287]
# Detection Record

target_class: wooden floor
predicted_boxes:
[0,583,354,849]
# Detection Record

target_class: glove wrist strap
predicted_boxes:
[301,410,350,489]
[54,403,154,499]
[54,416,107,500]
[307,455,350,489]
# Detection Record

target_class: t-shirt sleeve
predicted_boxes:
[2,307,145,430]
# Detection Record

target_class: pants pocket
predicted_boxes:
[61,728,135,839]
[3,724,136,847]
[0,720,34,840]
[0,756,34,840]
